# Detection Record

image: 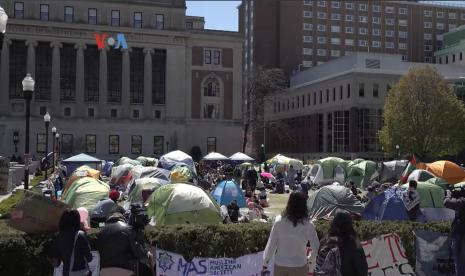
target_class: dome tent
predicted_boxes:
[212,180,246,208]
[362,188,409,221]
[146,183,221,225]
[61,177,110,211]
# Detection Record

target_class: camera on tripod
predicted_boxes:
[129,203,149,229]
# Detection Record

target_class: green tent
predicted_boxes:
[401,181,445,208]
[347,160,377,188]
[425,177,449,190]
[61,177,110,211]
[146,183,221,226]
[128,178,163,204]
[317,157,348,179]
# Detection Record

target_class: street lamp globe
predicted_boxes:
[44,112,51,123]
[395,145,399,150]
[0,6,8,34]
[52,126,57,134]
[22,73,35,92]
[56,133,60,139]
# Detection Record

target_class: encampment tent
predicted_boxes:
[346,160,377,188]
[407,169,435,183]
[362,188,409,221]
[376,160,408,183]
[62,153,101,175]
[401,182,444,208]
[212,180,246,207]
[426,161,465,184]
[146,183,221,225]
[203,152,229,161]
[307,184,365,219]
[64,165,101,193]
[267,154,304,170]
[159,150,195,172]
[61,177,110,211]
[128,178,163,204]
[124,166,169,194]
[229,152,254,162]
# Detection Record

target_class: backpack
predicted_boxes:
[314,237,342,276]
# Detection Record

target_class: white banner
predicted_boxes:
[155,249,270,276]
[53,251,100,276]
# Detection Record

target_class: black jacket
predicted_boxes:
[53,230,92,276]
[339,238,368,276]
[444,195,465,234]
[96,219,147,271]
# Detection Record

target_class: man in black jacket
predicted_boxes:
[444,188,465,276]
[96,212,148,272]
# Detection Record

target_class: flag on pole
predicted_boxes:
[400,154,417,184]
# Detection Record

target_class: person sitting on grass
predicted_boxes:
[259,187,269,208]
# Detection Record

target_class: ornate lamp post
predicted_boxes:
[55,133,60,164]
[22,73,35,190]
[51,126,56,171]
[43,112,51,180]
[0,5,8,51]
[395,144,400,159]
[13,131,19,154]
[260,143,265,163]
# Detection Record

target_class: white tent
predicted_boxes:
[203,152,229,161]
[229,152,254,161]
[159,150,195,171]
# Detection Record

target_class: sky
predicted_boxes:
[186,1,465,32]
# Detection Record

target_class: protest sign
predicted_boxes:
[414,230,455,276]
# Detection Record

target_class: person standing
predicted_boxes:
[263,192,320,276]
[444,187,465,276]
[315,211,367,276]
[246,167,258,193]
[52,209,92,276]
[287,165,296,188]
[402,180,421,221]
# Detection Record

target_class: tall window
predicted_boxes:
[14,2,24,19]
[358,83,365,97]
[131,135,142,154]
[153,136,164,155]
[155,14,164,30]
[213,50,221,65]
[203,77,220,97]
[9,40,27,99]
[60,43,76,102]
[373,84,379,98]
[84,45,99,102]
[88,8,97,25]
[109,135,119,154]
[61,134,73,154]
[204,50,212,64]
[36,134,46,153]
[134,12,142,28]
[107,49,122,103]
[40,4,49,21]
[85,135,96,153]
[202,76,221,119]
[347,83,351,98]
[35,42,52,101]
[359,109,383,152]
[334,111,349,152]
[207,137,217,153]
[339,85,343,100]
[130,48,144,104]
[152,50,166,104]
[111,10,120,26]
[64,6,74,22]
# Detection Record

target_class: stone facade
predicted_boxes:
[0,0,243,160]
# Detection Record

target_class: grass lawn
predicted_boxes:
[265,192,290,216]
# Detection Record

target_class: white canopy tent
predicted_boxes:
[203,152,229,161]
[229,152,254,162]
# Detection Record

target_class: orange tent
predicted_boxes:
[426,161,465,185]
[63,165,101,193]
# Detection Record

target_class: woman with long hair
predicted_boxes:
[263,192,320,276]
[52,209,92,276]
[314,211,368,276]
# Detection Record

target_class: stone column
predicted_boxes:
[99,47,108,117]
[0,38,11,115]
[74,43,86,117]
[121,48,131,118]
[143,48,153,119]
[50,42,62,114]
[25,40,37,78]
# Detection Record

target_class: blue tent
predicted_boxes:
[212,180,246,208]
[62,153,102,175]
[362,188,409,221]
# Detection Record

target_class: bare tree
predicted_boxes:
[243,66,288,154]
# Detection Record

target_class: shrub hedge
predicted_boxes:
[0,220,450,275]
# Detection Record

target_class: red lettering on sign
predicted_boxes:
[361,240,380,270]
[383,234,407,263]
[94,33,108,49]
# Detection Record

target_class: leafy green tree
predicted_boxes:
[379,66,465,159]
[190,146,203,162]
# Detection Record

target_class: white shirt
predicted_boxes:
[263,215,320,267]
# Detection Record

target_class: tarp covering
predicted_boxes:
[128,178,163,204]
[110,164,134,188]
[9,191,69,234]
[376,160,408,183]
[159,150,195,171]
[61,177,110,211]
[146,183,221,225]
[316,157,348,179]
[362,188,409,221]
[426,160,465,184]
[307,184,365,219]
[115,157,141,166]
[135,156,157,166]
[203,152,229,161]
[124,166,168,194]
[229,152,254,162]
[170,164,196,183]
[212,180,246,207]
[401,182,445,208]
